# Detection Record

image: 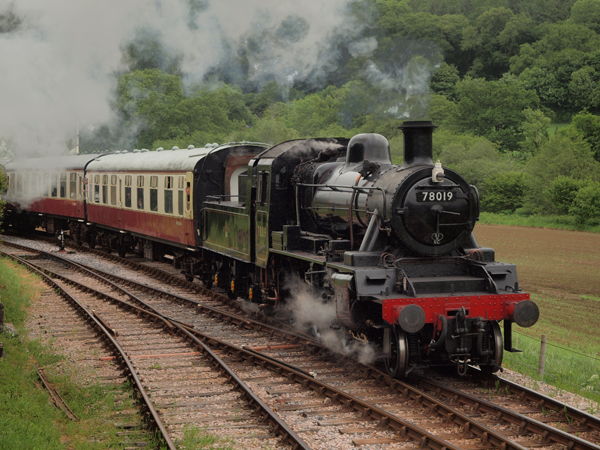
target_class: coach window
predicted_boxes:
[32,173,39,197]
[186,182,191,212]
[51,174,58,197]
[125,175,132,208]
[42,174,49,197]
[110,175,117,206]
[164,176,173,214]
[150,176,158,212]
[60,173,67,198]
[137,176,144,209]
[93,175,99,203]
[102,175,108,204]
[16,173,23,195]
[24,173,30,196]
[69,173,77,198]
[177,177,184,216]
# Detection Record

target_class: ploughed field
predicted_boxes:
[474,224,600,356]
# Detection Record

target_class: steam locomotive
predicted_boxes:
[2,121,538,376]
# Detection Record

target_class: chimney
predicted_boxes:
[399,120,436,166]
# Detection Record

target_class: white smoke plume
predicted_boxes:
[0,0,359,156]
[362,39,443,120]
[285,275,377,365]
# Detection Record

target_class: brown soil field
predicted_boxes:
[474,224,600,352]
[474,224,600,298]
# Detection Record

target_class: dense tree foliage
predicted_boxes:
[73,0,600,225]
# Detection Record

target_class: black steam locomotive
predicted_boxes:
[3,120,538,376]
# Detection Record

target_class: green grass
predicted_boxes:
[0,259,164,449]
[479,212,600,233]
[501,290,600,408]
[503,330,600,409]
[178,425,236,449]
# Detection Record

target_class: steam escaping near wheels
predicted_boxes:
[284,275,377,365]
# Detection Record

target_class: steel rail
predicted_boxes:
[3,238,314,341]
[3,247,311,450]
[171,321,310,449]
[183,323,528,450]
[177,323,478,450]
[486,375,600,434]
[413,376,600,450]
[36,366,79,421]
[1,251,177,450]
[4,242,459,450]
[1,239,318,347]
[4,239,535,449]
[12,237,596,449]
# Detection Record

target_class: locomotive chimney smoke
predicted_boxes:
[399,120,436,167]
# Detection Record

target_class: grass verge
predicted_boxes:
[502,290,600,409]
[479,212,600,233]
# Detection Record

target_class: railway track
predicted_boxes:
[2,244,307,449]
[3,233,600,449]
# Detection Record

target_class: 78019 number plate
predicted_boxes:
[417,191,455,202]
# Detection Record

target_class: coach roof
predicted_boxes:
[85,142,269,173]
[3,154,101,172]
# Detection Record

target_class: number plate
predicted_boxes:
[417,191,455,202]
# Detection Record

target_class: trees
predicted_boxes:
[115,70,256,149]
[570,0,600,33]
[519,108,552,159]
[433,129,511,195]
[570,182,600,224]
[430,63,460,99]
[448,76,540,152]
[510,22,600,118]
[116,69,184,148]
[523,132,600,213]
[481,172,527,213]
[548,176,587,214]
[461,8,535,79]
[570,111,600,161]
